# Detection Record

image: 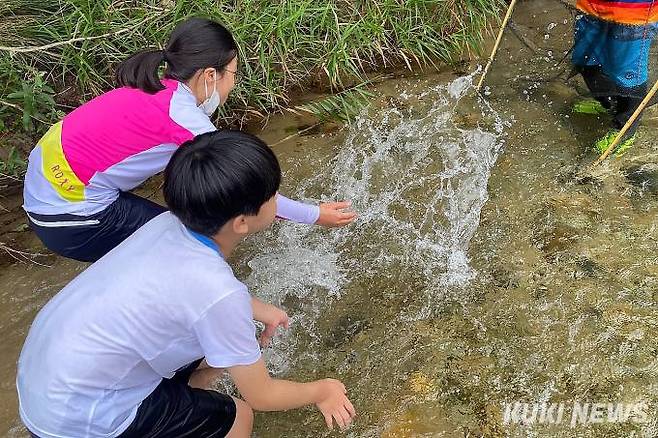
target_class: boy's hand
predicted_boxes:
[252,298,289,347]
[316,201,357,228]
[315,379,356,430]
[259,306,288,347]
[229,359,354,418]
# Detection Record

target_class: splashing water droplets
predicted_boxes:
[327,77,504,291]
[243,74,505,371]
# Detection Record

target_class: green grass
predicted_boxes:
[0,146,27,177]
[0,0,502,134]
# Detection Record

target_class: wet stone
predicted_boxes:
[573,174,604,191]
[489,266,520,289]
[533,222,580,255]
[581,305,603,319]
[324,314,371,348]
[530,284,549,300]
[624,164,658,195]
[451,112,481,130]
[385,96,408,111]
[574,256,602,278]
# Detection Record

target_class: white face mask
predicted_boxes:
[199,71,221,116]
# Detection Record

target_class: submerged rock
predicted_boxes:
[324,313,370,348]
[624,163,658,195]
[489,265,520,289]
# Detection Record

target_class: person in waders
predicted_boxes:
[571,0,657,156]
[22,17,356,263]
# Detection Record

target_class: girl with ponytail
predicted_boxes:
[22,17,356,262]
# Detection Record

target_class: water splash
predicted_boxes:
[326,73,505,290]
[243,73,506,369]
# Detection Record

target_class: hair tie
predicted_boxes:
[161,50,168,62]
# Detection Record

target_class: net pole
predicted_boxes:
[594,77,658,164]
[475,0,519,93]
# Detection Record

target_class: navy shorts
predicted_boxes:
[118,359,237,438]
[28,359,237,438]
[27,192,167,262]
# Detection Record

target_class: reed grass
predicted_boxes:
[1,0,502,130]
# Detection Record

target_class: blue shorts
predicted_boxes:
[572,14,657,88]
[27,192,167,262]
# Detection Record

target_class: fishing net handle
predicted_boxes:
[595,77,658,164]
[476,0,519,93]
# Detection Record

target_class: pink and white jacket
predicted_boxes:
[23,79,319,224]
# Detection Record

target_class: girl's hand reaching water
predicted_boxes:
[316,201,357,227]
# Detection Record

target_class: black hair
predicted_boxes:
[164,130,281,236]
[115,17,238,94]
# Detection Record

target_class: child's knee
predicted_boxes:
[227,397,253,438]
[235,398,254,427]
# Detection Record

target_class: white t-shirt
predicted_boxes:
[17,212,262,438]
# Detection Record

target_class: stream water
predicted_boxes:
[1,0,658,436]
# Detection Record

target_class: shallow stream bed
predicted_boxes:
[1,1,658,436]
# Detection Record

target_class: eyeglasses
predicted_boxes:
[224,69,241,84]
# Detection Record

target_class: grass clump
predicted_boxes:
[1,0,502,134]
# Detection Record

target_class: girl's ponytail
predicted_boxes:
[115,49,166,94]
[115,18,238,94]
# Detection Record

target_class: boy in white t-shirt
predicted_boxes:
[16,130,355,438]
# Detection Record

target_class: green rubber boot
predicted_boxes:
[573,98,608,115]
[594,130,635,157]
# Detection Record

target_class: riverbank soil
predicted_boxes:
[1,0,657,437]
